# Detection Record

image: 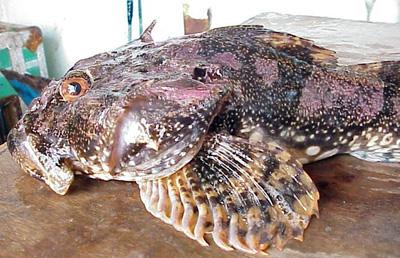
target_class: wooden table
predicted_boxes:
[1,13,400,258]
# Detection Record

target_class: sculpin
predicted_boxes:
[7,22,400,253]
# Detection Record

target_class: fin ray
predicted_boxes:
[137,134,319,253]
[204,25,337,67]
[256,30,338,67]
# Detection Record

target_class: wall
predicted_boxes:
[0,0,399,79]
[0,0,184,78]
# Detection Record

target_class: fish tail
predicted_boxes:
[346,61,400,162]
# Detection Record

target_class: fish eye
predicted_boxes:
[66,82,82,95]
[60,71,91,101]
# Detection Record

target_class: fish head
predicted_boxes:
[8,37,231,194]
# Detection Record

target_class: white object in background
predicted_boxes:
[209,0,368,28]
[140,0,184,42]
[370,0,400,23]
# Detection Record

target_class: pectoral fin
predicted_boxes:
[137,134,319,253]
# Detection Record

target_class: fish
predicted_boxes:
[7,21,400,254]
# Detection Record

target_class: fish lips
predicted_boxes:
[107,78,230,180]
[7,124,74,195]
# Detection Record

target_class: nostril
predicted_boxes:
[193,66,223,83]
[193,67,207,81]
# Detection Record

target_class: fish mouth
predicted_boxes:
[7,126,45,180]
[7,124,74,195]
[104,78,230,181]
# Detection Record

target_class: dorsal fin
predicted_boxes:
[140,20,157,43]
[204,25,338,68]
[256,30,338,68]
[344,61,400,87]
[205,25,264,37]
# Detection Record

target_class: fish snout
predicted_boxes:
[7,124,74,195]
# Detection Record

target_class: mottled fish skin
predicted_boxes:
[7,24,400,252]
[201,26,400,164]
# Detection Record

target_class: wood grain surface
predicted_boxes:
[1,145,399,258]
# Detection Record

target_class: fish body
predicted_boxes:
[202,28,400,164]
[7,24,400,253]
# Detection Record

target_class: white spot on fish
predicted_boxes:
[89,155,97,161]
[91,165,102,173]
[348,135,359,146]
[88,173,113,181]
[380,133,393,146]
[280,129,289,137]
[350,143,361,151]
[367,135,379,147]
[294,135,305,142]
[103,149,111,157]
[306,146,321,156]
[101,163,111,172]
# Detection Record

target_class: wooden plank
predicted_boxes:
[1,13,400,258]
